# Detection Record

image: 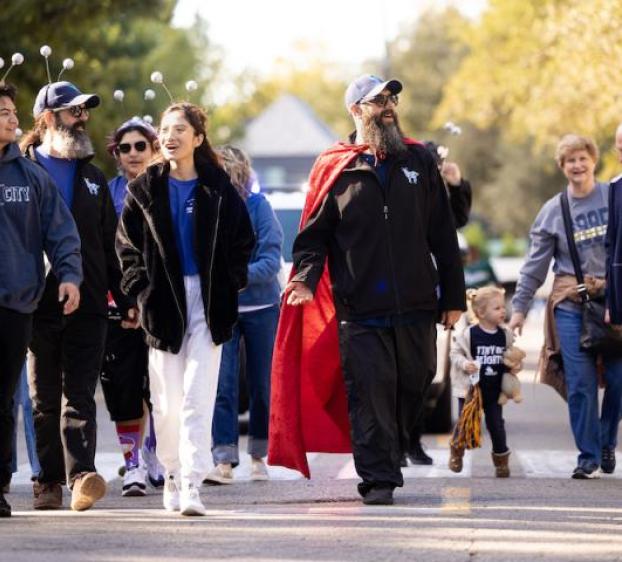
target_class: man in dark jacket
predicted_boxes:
[21,81,124,512]
[0,83,82,517]
[286,75,465,505]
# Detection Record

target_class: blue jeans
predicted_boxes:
[12,365,41,477]
[555,308,622,470]
[212,305,280,464]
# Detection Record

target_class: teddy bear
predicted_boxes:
[498,346,526,405]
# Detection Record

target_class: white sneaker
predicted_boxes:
[163,474,180,512]
[203,463,234,485]
[141,447,165,488]
[180,482,205,516]
[250,458,269,482]
[122,465,147,497]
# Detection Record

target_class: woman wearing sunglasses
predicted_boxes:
[102,117,165,498]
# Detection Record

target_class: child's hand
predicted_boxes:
[465,361,479,374]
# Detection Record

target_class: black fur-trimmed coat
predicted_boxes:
[115,159,255,352]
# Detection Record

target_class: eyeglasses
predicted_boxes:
[116,141,148,154]
[53,105,89,119]
[360,94,399,108]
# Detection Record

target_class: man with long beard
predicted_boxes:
[21,81,125,511]
[269,75,465,505]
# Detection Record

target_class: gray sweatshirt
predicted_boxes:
[512,182,608,314]
[0,142,82,313]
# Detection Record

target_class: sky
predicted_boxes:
[173,0,488,77]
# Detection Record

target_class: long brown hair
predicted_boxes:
[20,115,47,151]
[217,145,252,199]
[160,102,220,169]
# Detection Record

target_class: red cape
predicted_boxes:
[267,139,419,478]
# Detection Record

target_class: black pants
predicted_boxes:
[101,319,149,422]
[28,313,107,486]
[0,307,33,488]
[457,390,507,454]
[338,314,436,489]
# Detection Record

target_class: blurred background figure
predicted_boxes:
[103,117,165,497]
[205,146,283,484]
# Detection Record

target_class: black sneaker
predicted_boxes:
[572,466,601,479]
[0,493,11,517]
[400,454,408,468]
[407,442,433,466]
[362,486,394,506]
[601,448,616,474]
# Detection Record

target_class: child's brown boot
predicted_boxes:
[492,450,511,478]
[449,445,465,473]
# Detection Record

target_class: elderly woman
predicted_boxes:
[509,134,622,479]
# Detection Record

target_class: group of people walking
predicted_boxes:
[1,69,622,519]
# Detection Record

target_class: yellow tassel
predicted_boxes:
[450,385,483,450]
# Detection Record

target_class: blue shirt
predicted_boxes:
[108,175,128,217]
[361,153,391,189]
[35,146,77,208]
[168,177,198,276]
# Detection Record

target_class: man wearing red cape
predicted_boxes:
[268,75,465,505]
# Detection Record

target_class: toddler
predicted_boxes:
[449,286,515,477]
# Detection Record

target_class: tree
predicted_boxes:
[1,1,219,176]
[434,0,622,149]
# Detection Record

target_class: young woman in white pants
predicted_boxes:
[116,102,254,515]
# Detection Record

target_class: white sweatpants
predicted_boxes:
[148,275,222,486]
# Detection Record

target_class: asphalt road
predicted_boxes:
[2,309,622,562]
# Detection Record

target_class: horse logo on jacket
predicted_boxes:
[401,167,419,185]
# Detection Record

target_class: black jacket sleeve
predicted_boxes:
[116,191,149,299]
[427,159,466,311]
[448,179,472,228]
[291,192,339,293]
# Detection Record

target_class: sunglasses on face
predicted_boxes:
[53,105,89,119]
[116,141,148,154]
[360,94,399,108]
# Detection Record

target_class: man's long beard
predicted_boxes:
[361,110,407,157]
[47,115,94,159]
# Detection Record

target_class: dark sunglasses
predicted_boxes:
[53,105,89,119]
[360,94,399,108]
[116,141,148,154]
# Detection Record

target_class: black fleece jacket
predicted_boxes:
[115,158,255,352]
[292,143,466,320]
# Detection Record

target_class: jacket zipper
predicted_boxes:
[383,160,403,314]
[205,194,222,329]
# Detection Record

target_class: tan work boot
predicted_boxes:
[449,445,465,473]
[492,450,511,478]
[71,472,106,511]
[33,481,63,510]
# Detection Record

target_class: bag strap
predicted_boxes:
[559,191,589,303]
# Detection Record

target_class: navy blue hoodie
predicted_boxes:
[0,142,82,313]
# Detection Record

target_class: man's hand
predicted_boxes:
[441,161,462,186]
[285,281,314,306]
[440,310,462,330]
[509,312,525,336]
[121,307,140,329]
[58,282,80,315]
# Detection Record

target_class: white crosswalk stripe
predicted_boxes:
[11,448,620,484]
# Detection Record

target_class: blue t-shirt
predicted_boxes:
[168,176,198,276]
[35,146,77,208]
[108,175,128,217]
[361,153,391,189]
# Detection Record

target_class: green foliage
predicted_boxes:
[1,1,218,177]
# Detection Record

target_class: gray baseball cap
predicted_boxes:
[344,74,402,109]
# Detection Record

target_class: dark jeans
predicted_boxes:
[0,307,33,488]
[338,314,436,489]
[212,304,279,464]
[28,314,107,486]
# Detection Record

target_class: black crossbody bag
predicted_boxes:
[560,192,622,356]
